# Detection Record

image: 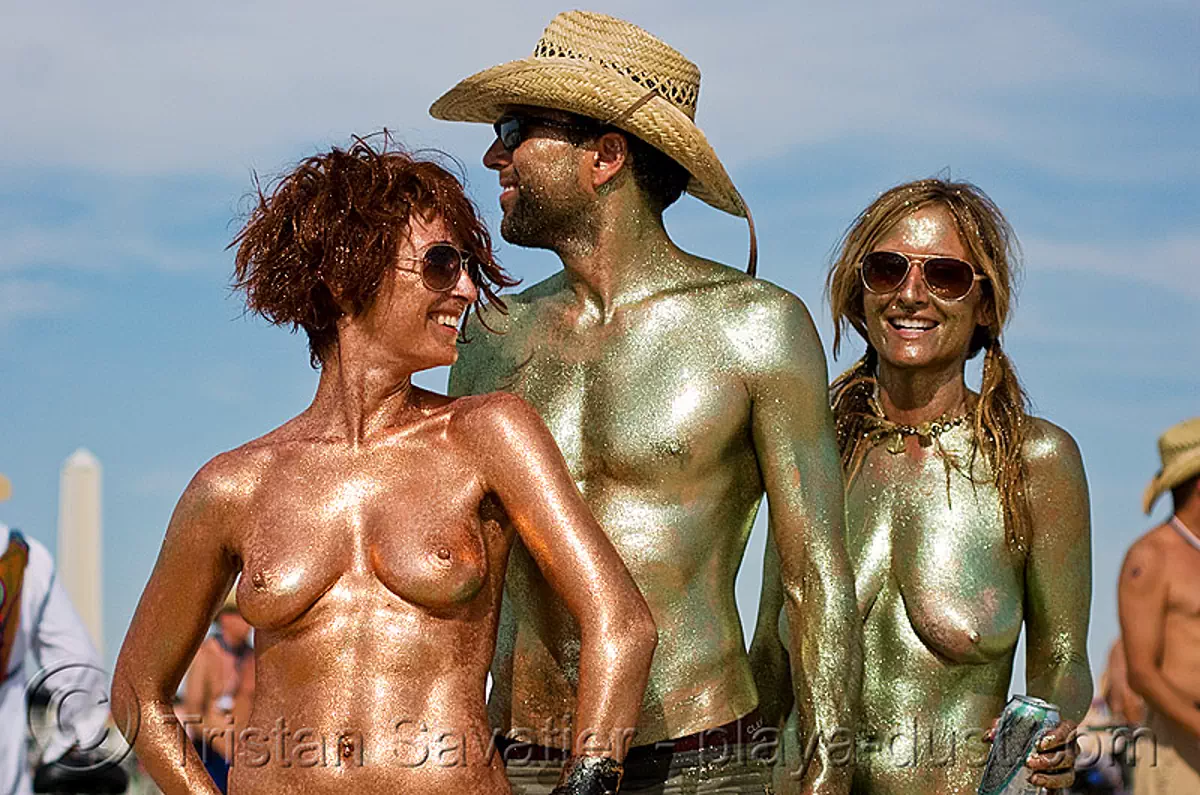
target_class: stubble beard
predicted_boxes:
[500,181,598,256]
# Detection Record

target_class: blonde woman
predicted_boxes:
[755,178,1092,793]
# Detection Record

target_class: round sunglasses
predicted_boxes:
[860,251,987,301]
[396,243,476,292]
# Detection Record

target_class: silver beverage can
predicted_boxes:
[977,695,1061,795]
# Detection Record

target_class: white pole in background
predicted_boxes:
[57,448,104,655]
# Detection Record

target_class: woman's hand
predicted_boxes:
[1024,719,1078,790]
[984,716,1078,790]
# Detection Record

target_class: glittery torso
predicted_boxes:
[839,416,1091,795]
[847,423,1017,794]
[205,402,512,794]
[453,264,779,743]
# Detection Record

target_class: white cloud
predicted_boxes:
[0,278,82,324]
[1026,234,1200,301]
[0,0,1192,182]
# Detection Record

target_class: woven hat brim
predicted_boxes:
[430,58,747,218]
[1142,446,1200,514]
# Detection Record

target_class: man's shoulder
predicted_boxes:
[501,271,572,318]
[673,261,814,323]
[677,265,823,371]
[512,270,571,303]
[1132,521,1195,557]
[462,273,568,340]
[1121,525,1176,586]
[195,635,221,661]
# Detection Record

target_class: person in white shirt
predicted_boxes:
[0,472,124,794]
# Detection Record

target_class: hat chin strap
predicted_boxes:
[607,88,660,127]
[745,203,758,277]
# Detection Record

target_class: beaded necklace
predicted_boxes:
[865,393,970,455]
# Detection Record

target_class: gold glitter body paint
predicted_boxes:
[451,248,860,787]
[842,417,1092,794]
[112,200,657,794]
[452,109,859,793]
[756,193,1092,794]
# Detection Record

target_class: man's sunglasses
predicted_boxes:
[493,114,598,152]
[860,251,987,302]
[396,243,476,292]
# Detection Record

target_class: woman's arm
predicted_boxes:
[177,644,211,739]
[457,392,657,762]
[1020,420,1093,789]
[112,458,244,795]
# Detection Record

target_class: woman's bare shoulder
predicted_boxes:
[178,434,287,519]
[446,391,541,437]
[1022,416,1084,471]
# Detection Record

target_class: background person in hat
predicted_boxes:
[435,10,859,793]
[176,590,253,793]
[0,473,126,795]
[1119,417,1200,794]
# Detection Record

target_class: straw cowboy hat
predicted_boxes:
[430,10,757,274]
[1143,417,1200,514]
[0,474,10,503]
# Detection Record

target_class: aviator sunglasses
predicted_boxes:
[396,243,476,292]
[493,114,598,151]
[860,251,987,302]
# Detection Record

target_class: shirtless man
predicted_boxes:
[433,11,860,793]
[1120,416,1200,794]
[179,595,253,793]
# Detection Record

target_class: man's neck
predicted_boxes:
[556,201,681,320]
[1173,502,1200,537]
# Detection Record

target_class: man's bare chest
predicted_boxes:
[1166,553,1200,618]
[491,325,750,483]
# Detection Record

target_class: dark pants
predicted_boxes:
[193,739,230,793]
[502,711,774,794]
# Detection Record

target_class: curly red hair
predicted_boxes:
[233,133,515,366]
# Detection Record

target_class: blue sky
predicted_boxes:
[1,1,1197,691]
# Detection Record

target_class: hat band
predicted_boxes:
[607,88,660,127]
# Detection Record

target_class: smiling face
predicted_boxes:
[482,106,598,250]
[863,205,991,373]
[356,212,478,371]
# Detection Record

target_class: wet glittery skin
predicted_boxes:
[451,256,860,790]
[111,215,657,795]
[759,200,1092,794]
[842,419,1092,794]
